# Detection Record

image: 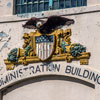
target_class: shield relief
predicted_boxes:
[34,34,55,61]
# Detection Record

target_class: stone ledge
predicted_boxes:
[0,5,100,23]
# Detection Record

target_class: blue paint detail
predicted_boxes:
[24,45,31,56]
[70,44,86,57]
[7,2,11,7]
[0,31,11,51]
[61,40,69,53]
[2,42,8,48]
[0,31,8,37]
[0,42,8,52]
[7,48,18,62]
[49,0,53,8]
[35,35,53,43]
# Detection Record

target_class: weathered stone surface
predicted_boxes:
[0,0,100,100]
[3,78,95,100]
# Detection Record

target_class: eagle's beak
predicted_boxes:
[71,19,75,24]
[66,19,75,26]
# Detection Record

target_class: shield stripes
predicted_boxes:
[35,35,54,60]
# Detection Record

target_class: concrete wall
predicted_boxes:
[0,0,13,16]
[2,76,95,100]
[0,0,100,100]
[1,6,100,73]
[87,0,100,6]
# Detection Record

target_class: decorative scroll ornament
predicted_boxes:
[4,28,90,70]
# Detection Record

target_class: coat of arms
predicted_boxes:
[4,16,90,70]
[35,35,55,61]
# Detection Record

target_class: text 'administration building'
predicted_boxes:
[0,0,100,100]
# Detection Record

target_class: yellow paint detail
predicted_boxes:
[4,29,91,70]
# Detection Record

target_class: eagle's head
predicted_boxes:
[36,21,43,28]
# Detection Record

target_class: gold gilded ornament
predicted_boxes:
[4,29,90,70]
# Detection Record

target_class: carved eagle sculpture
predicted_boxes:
[23,16,75,34]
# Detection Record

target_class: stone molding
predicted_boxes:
[0,5,100,23]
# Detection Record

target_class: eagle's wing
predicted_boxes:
[39,16,75,34]
[23,17,45,29]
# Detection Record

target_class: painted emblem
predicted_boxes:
[4,16,91,70]
[35,35,55,61]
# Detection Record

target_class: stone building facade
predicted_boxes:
[0,0,100,100]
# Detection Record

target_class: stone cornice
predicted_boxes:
[0,5,100,23]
